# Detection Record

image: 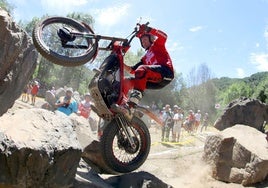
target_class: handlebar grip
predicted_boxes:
[137,22,150,27]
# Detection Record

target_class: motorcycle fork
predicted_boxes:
[115,114,137,149]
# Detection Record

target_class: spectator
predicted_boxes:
[21,85,28,102]
[78,93,92,119]
[184,110,195,133]
[161,104,174,142]
[151,101,158,112]
[50,86,56,96]
[26,83,32,103]
[201,113,209,132]
[172,106,183,142]
[55,88,78,116]
[194,110,202,132]
[31,81,39,105]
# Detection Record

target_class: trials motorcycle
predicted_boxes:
[32,16,163,173]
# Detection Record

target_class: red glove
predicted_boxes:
[136,24,152,38]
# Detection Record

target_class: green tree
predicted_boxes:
[0,0,14,13]
[182,63,216,117]
[252,76,268,103]
[18,16,41,35]
[124,49,144,66]
[143,71,184,109]
[67,12,94,27]
[220,81,253,105]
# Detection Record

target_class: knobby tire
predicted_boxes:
[32,16,98,67]
[100,117,151,173]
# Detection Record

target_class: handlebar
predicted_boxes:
[124,21,150,47]
[70,22,150,51]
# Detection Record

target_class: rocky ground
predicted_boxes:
[8,97,265,188]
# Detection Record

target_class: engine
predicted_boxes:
[98,54,121,107]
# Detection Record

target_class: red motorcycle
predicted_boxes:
[32,16,163,173]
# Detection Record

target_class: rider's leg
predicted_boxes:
[129,65,162,106]
[112,65,163,117]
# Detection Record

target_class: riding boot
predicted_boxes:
[110,89,142,120]
[128,89,143,106]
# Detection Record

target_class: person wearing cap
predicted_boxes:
[119,24,174,111]
[172,106,183,142]
[78,93,92,119]
[55,88,78,116]
[161,104,174,142]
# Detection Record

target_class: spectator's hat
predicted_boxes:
[66,88,73,93]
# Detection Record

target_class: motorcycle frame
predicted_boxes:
[65,23,163,126]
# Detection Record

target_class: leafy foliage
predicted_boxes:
[0,0,14,13]
[252,74,268,103]
[218,81,253,105]
[213,72,268,105]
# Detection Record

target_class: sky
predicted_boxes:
[7,0,268,79]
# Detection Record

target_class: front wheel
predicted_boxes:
[100,117,151,173]
[32,16,98,66]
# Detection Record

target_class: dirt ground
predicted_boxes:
[7,97,264,188]
[136,126,242,188]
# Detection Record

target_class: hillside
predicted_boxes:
[212,71,268,92]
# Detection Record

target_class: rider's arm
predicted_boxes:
[124,64,133,73]
[136,24,167,45]
[149,28,167,45]
[124,61,143,74]
[131,61,143,71]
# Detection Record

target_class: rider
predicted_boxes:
[123,24,174,107]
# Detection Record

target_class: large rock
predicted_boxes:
[0,8,38,116]
[82,140,118,174]
[203,124,268,186]
[68,113,96,149]
[0,108,82,188]
[74,159,173,188]
[214,98,268,132]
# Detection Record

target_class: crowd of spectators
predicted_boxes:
[150,102,210,142]
[21,80,40,105]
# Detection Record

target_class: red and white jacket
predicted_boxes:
[141,28,173,72]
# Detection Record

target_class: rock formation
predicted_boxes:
[0,107,172,188]
[0,108,82,188]
[203,124,268,186]
[214,97,268,132]
[0,8,38,116]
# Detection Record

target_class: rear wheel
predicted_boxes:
[32,16,98,66]
[100,117,151,173]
